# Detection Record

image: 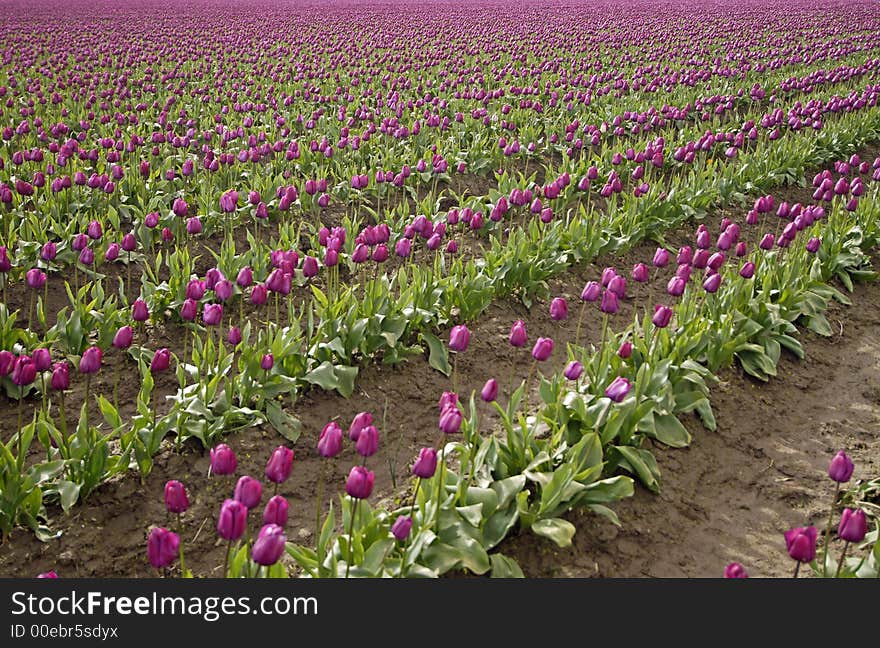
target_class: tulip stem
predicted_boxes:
[835,541,849,578]
[112,361,120,412]
[345,498,359,579]
[16,391,24,465]
[452,353,458,396]
[224,539,232,578]
[84,374,91,431]
[574,302,586,348]
[315,462,326,568]
[522,360,537,417]
[398,477,422,578]
[596,313,608,386]
[27,291,35,332]
[58,391,68,452]
[793,561,801,578]
[822,482,840,577]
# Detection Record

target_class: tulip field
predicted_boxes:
[1,0,880,579]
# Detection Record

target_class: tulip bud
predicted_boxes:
[37,572,58,579]
[806,237,820,253]
[564,361,583,380]
[349,411,372,441]
[549,297,568,321]
[261,353,274,371]
[217,499,247,541]
[26,268,47,290]
[234,476,263,510]
[448,324,470,352]
[147,527,179,569]
[605,376,632,402]
[317,421,343,458]
[531,337,554,361]
[356,425,380,457]
[838,508,867,543]
[250,284,268,305]
[210,443,237,476]
[32,348,51,372]
[828,451,854,483]
[413,447,438,478]
[509,320,528,347]
[345,465,375,499]
[439,406,462,434]
[618,341,632,359]
[203,303,223,326]
[652,305,673,328]
[226,326,242,346]
[12,356,36,386]
[263,495,289,528]
[164,480,189,514]
[652,248,669,268]
[391,515,413,541]
[180,299,198,322]
[581,281,601,302]
[78,346,102,374]
[784,526,817,563]
[759,233,775,250]
[600,289,619,314]
[481,378,499,402]
[724,563,748,578]
[50,361,70,391]
[265,446,294,484]
[132,299,149,323]
[144,340,168,368]
[0,351,13,376]
[702,274,722,293]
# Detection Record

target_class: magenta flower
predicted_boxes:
[784,526,818,563]
[147,527,179,570]
[605,376,631,402]
[449,325,470,352]
[345,465,375,500]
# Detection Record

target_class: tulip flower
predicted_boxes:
[481,378,499,402]
[784,526,818,576]
[164,480,189,514]
[652,305,673,328]
[203,303,223,326]
[531,337,554,362]
[632,263,649,282]
[317,421,343,458]
[147,527,179,570]
[740,262,756,279]
[210,443,237,476]
[600,289,619,314]
[509,320,528,347]
[251,524,286,567]
[50,361,70,391]
[345,465,375,500]
[217,498,248,542]
[265,446,294,486]
[79,346,102,374]
[702,274,722,293]
[263,495,289,528]
[37,572,58,579]
[564,361,584,381]
[448,324,470,352]
[652,248,670,267]
[439,406,462,434]
[618,341,633,359]
[605,376,632,402]
[828,451,854,483]
[549,297,568,321]
[132,299,149,322]
[234,476,263,510]
[349,411,373,441]
[150,348,171,373]
[724,563,749,578]
[392,515,413,541]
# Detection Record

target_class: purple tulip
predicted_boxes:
[838,508,867,543]
[317,421,343,458]
[784,526,818,563]
[759,233,775,250]
[234,476,263,510]
[618,341,633,359]
[265,446,294,484]
[391,515,413,541]
[564,361,584,380]
[164,480,189,514]
[220,189,239,213]
[78,346,102,374]
[439,406,463,434]
[250,284,268,305]
[449,324,470,352]
[26,268,47,290]
[12,356,37,386]
[203,303,223,326]
[652,248,670,268]
[180,299,198,322]
[702,274,722,293]
[263,495,289,527]
[652,305,673,328]
[413,447,438,478]
[172,198,188,218]
[147,527,179,569]
[210,443,237,476]
[828,451,854,483]
[549,297,568,321]
[32,348,51,372]
[349,411,373,441]
[217,499,247,541]
[599,289,619,314]
[605,376,632,402]
[481,378,499,402]
[226,326,242,346]
[261,354,274,371]
[509,320,528,347]
[251,524,286,566]
[531,337,554,361]
[356,425,380,457]
[150,348,171,373]
[345,465,375,499]
[632,263,649,283]
[132,299,149,322]
[724,563,749,578]
[581,281,601,302]
[0,351,13,376]
[50,361,70,391]
[37,572,58,579]
[806,237,820,253]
